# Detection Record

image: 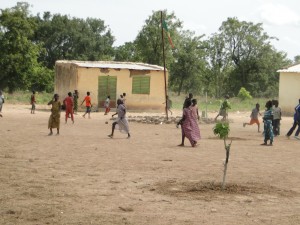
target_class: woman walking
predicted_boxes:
[178,98,201,147]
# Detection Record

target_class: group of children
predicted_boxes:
[243,99,300,146]
[47,91,130,138]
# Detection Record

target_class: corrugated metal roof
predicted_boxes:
[56,60,165,71]
[277,63,300,73]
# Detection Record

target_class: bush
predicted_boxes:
[237,87,252,101]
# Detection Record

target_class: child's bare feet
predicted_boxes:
[48,132,53,136]
[178,143,184,147]
[108,134,113,138]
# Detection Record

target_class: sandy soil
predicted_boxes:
[0,104,299,225]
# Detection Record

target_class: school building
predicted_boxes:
[55,60,168,111]
[278,63,300,115]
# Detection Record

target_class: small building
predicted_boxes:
[55,60,168,111]
[278,63,300,115]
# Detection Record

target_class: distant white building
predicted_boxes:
[277,63,300,115]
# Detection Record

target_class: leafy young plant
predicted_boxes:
[237,87,252,101]
[213,122,232,190]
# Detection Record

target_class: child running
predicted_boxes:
[63,92,74,123]
[104,95,110,115]
[215,95,231,121]
[243,103,261,132]
[108,99,130,138]
[81,91,92,118]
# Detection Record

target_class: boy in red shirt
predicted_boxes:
[81,91,92,118]
[63,92,74,123]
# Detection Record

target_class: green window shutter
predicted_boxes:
[132,76,150,94]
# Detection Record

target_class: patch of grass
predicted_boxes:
[168,92,272,112]
[5,91,53,105]
[4,91,274,112]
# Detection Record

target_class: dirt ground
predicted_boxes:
[0,104,299,225]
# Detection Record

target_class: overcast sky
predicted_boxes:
[1,0,299,60]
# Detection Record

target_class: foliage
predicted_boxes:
[237,87,252,100]
[169,30,207,95]
[0,4,293,97]
[34,13,115,69]
[0,2,42,92]
[213,122,230,139]
[134,10,182,67]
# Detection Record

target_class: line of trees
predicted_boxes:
[1,2,299,97]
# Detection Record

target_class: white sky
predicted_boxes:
[1,0,299,60]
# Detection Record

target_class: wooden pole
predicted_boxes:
[161,11,168,120]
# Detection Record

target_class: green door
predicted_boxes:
[98,76,117,108]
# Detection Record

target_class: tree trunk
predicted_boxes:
[177,76,184,96]
[222,139,232,190]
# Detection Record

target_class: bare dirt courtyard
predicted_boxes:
[0,104,299,225]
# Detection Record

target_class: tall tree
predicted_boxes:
[215,17,290,96]
[0,2,43,92]
[206,34,233,97]
[34,13,115,69]
[134,10,182,67]
[114,42,141,62]
[170,30,207,95]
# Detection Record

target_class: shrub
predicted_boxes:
[237,87,252,101]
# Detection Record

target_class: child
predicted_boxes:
[30,91,36,114]
[108,98,130,138]
[243,103,261,132]
[48,94,61,135]
[215,95,231,121]
[191,99,200,121]
[81,92,92,118]
[63,92,74,123]
[261,100,274,146]
[286,99,300,139]
[272,100,281,136]
[122,93,126,105]
[104,95,110,115]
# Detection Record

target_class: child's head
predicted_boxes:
[54,94,59,100]
[185,98,192,108]
[32,91,35,94]
[225,94,230,99]
[68,92,72,97]
[255,103,260,109]
[87,92,90,96]
[117,98,123,105]
[123,93,126,97]
[192,99,197,106]
[265,100,272,109]
[107,95,110,99]
[274,100,279,107]
[188,93,193,99]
